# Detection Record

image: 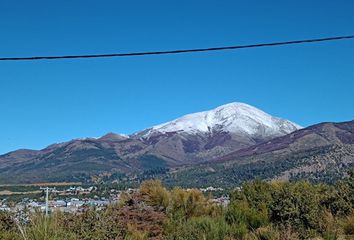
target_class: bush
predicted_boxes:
[255,226,280,240]
[225,200,268,230]
[125,224,147,240]
[164,216,232,240]
[270,182,321,231]
[342,213,354,236]
[0,211,20,240]
[168,187,214,220]
[139,180,170,210]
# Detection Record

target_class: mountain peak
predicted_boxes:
[99,132,129,141]
[140,102,301,138]
[214,102,254,109]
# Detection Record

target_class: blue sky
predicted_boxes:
[0,1,354,154]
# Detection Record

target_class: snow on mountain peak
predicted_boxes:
[142,102,301,138]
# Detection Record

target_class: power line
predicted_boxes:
[1,35,354,61]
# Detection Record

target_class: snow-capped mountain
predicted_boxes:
[139,102,301,138]
[0,102,304,184]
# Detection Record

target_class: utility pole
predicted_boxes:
[45,187,49,216]
[40,187,55,216]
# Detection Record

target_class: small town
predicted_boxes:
[0,185,127,214]
[0,185,230,215]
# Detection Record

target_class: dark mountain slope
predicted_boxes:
[218,120,354,161]
[165,121,354,187]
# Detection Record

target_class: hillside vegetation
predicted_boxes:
[1,171,354,240]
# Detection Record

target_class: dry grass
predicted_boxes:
[0,190,41,195]
[0,182,82,187]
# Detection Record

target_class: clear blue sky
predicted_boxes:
[1,1,354,154]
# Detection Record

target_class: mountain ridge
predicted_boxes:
[165,120,354,187]
[2,103,352,185]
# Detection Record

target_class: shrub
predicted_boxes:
[125,224,147,240]
[225,200,268,230]
[139,179,170,210]
[255,226,280,240]
[342,213,354,236]
[168,187,214,220]
[164,216,232,240]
